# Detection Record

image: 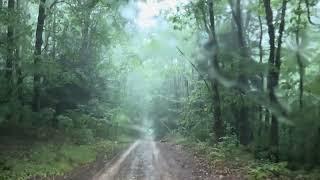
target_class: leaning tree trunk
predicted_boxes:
[33,0,46,112]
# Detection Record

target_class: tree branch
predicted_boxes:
[176,46,212,93]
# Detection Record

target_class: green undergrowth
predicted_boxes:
[0,140,129,180]
[168,134,320,179]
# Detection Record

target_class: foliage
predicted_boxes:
[152,0,320,169]
[170,134,320,179]
[0,0,320,178]
[0,140,127,180]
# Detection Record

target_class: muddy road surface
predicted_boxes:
[93,140,214,180]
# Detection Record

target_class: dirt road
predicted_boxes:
[93,140,214,180]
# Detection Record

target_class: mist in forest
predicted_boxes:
[0,0,320,179]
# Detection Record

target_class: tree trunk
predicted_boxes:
[258,5,264,137]
[296,0,304,109]
[272,0,287,162]
[263,0,277,160]
[211,82,223,140]
[238,94,251,145]
[275,0,287,81]
[33,0,46,112]
[6,0,15,98]
[79,0,99,64]
[288,0,303,163]
[185,77,189,99]
[15,0,23,102]
[229,0,252,145]
[263,0,287,162]
[80,9,90,64]
[52,8,57,60]
[208,0,224,141]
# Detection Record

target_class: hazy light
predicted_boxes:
[135,0,189,29]
[136,1,158,28]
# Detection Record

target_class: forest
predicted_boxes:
[0,0,320,179]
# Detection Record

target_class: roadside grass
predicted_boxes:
[0,140,128,180]
[167,134,320,179]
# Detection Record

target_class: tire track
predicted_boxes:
[95,140,197,180]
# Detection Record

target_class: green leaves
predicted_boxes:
[305,75,320,95]
[0,140,126,180]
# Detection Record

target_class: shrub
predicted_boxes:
[57,115,73,131]
[37,108,56,127]
[70,129,95,145]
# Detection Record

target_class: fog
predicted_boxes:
[1,0,320,178]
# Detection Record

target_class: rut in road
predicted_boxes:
[94,140,202,180]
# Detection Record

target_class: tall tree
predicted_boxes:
[79,0,99,65]
[263,0,287,161]
[229,0,252,145]
[257,0,264,137]
[15,0,22,102]
[295,0,304,109]
[33,0,46,112]
[207,0,223,142]
[6,0,15,98]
